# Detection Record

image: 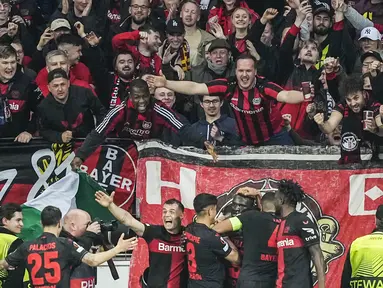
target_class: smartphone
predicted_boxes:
[302,82,312,102]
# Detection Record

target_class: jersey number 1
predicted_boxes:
[27,251,61,285]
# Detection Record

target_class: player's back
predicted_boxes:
[185,222,231,288]
[7,232,87,288]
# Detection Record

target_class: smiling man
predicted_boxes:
[94,191,187,288]
[0,203,29,288]
[149,54,307,146]
[72,78,196,168]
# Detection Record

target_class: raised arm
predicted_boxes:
[95,191,145,236]
[148,73,209,96]
[276,90,305,104]
[314,110,343,134]
[309,244,326,288]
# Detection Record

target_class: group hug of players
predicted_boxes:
[0,179,324,288]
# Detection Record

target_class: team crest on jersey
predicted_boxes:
[252,97,262,105]
[341,132,358,152]
[142,121,152,129]
[215,178,345,285]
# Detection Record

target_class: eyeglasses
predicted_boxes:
[203,99,220,105]
[131,4,149,10]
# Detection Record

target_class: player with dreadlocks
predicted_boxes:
[274,179,326,288]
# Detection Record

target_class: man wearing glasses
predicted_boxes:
[60,209,101,287]
[186,94,242,148]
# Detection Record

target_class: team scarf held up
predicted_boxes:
[109,75,131,109]
[161,39,191,72]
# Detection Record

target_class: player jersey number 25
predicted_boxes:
[27,251,61,285]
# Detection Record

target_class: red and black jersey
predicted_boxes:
[225,231,243,288]
[5,232,88,288]
[276,211,320,288]
[142,224,187,288]
[185,222,232,288]
[75,99,191,161]
[206,76,284,145]
[235,211,280,283]
[334,99,381,119]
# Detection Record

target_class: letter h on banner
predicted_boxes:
[145,161,196,209]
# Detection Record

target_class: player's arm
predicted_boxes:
[213,216,242,234]
[314,110,343,134]
[95,191,145,236]
[276,90,305,104]
[0,260,10,270]
[309,244,326,288]
[224,241,241,266]
[81,234,138,266]
[147,73,209,95]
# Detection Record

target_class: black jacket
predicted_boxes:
[59,228,98,251]
[185,114,243,148]
[37,85,106,143]
[0,69,39,138]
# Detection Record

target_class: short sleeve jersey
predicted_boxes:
[6,232,88,288]
[276,211,320,288]
[185,222,232,288]
[142,224,187,288]
[235,210,280,282]
[206,77,284,145]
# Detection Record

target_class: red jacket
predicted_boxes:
[35,68,97,98]
[207,1,259,36]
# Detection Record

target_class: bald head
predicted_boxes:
[63,209,91,238]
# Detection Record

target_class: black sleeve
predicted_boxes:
[340,248,352,288]
[37,105,64,143]
[76,232,99,251]
[17,23,35,57]
[62,239,88,266]
[276,26,297,85]
[87,89,107,125]
[296,215,320,247]
[3,239,25,288]
[289,129,317,146]
[27,49,46,73]
[142,224,162,243]
[5,243,27,268]
[207,232,232,258]
[248,19,269,58]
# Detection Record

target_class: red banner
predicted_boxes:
[131,141,383,288]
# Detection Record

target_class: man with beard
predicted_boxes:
[184,38,234,121]
[185,193,240,288]
[112,24,162,75]
[148,54,308,146]
[311,1,347,70]
[0,45,38,143]
[314,74,383,163]
[71,79,198,167]
[94,191,188,288]
[213,190,279,288]
[273,179,325,288]
[277,1,342,139]
[180,0,215,68]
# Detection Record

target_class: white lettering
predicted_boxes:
[103,160,113,173]
[121,178,132,191]
[106,148,118,161]
[305,236,317,242]
[277,238,295,248]
[81,279,95,288]
[110,174,122,188]
[101,171,112,182]
[89,168,98,181]
[145,161,196,209]
[158,242,185,253]
[0,169,17,202]
[9,103,19,111]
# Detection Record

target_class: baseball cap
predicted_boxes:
[361,50,383,63]
[313,1,333,16]
[208,38,231,53]
[166,18,185,35]
[376,205,383,220]
[359,27,382,41]
[48,68,69,83]
[50,18,71,31]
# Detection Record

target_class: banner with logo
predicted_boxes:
[0,138,137,209]
[130,141,383,288]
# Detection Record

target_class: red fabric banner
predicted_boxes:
[130,141,383,288]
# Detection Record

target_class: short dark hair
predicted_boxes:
[130,78,150,94]
[164,199,185,212]
[0,45,17,60]
[193,193,217,214]
[41,206,62,227]
[57,34,83,47]
[113,50,135,69]
[235,54,257,69]
[342,74,364,98]
[139,24,160,35]
[0,203,22,226]
[198,94,223,102]
[278,179,305,206]
[0,0,11,4]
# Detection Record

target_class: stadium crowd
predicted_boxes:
[0,0,383,287]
